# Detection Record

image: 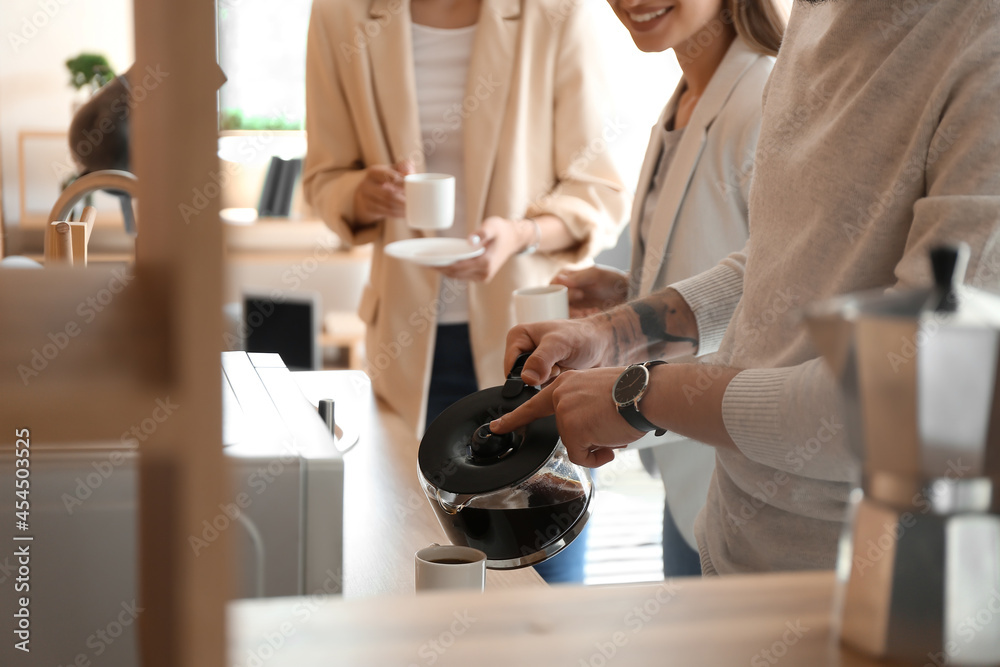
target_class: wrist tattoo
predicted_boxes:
[603,312,624,366]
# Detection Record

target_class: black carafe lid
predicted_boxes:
[418,353,559,495]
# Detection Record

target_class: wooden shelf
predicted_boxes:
[223,217,361,254]
[18,209,127,230]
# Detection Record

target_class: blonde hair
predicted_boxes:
[727,0,788,57]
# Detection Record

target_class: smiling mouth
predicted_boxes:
[628,6,672,23]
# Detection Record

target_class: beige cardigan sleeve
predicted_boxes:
[302,0,380,247]
[525,5,629,262]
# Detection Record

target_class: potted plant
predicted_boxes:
[65,53,115,99]
[63,53,116,206]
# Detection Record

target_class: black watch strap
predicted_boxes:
[618,361,667,437]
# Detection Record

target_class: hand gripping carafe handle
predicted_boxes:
[501,352,534,399]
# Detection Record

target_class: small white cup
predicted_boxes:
[405,173,455,230]
[414,544,486,593]
[513,285,570,324]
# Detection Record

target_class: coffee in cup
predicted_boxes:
[414,544,486,592]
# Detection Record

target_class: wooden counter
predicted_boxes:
[229,570,890,666]
[231,373,882,666]
[291,371,545,597]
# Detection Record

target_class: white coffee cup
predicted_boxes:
[512,285,570,324]
[414,544,486,592]
[405,173,455,230]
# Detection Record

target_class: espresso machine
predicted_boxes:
[804,245,1000,664]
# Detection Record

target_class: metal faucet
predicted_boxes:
[49,169,138,234]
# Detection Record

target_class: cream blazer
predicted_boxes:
[628,39,774,548]
[304,0,628,434]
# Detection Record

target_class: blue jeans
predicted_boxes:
[425,324,480,429]
[662,496,702,577]
[533,523,589,584]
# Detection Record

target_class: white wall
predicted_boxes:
[1,0,134,225]
[585,0,679,190]
[583,0,679,270]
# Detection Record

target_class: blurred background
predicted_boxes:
[0,0,678,259]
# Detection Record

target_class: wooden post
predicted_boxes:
[131,0,230,665]
[0,3,229,666]
[53,222,73,266]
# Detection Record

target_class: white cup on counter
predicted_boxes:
[414,544,486,593]
[512,285,570,324]
[405,173,455,230]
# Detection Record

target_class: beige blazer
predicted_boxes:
[628,39,774,548]
[304,0,628,434]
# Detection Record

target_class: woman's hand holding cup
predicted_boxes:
[353,160,414,224]
[551,266,629,318]
[438,216,533,283]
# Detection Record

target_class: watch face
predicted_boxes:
[613,365,648,404]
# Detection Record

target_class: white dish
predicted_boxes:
[384,238,484,267]
[220,207,258,225]
[333,422,359,454]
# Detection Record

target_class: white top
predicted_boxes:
[670,0,1000,575]
[412,22,477,325]
[638,121,684,252]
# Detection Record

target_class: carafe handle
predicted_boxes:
[502,352,534,399]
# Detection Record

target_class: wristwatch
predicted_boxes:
[612,361,667,436]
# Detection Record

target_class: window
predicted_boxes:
[213,0,677,180]
[217,0,311,130]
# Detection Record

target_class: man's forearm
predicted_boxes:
[642,362,738,451]
[600,287,700,365]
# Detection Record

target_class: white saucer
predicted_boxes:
[333,422,359,454]
[385,238,485,267]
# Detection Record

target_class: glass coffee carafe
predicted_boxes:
[418,354,593,569]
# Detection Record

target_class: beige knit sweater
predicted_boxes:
[672,0,1000,574]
